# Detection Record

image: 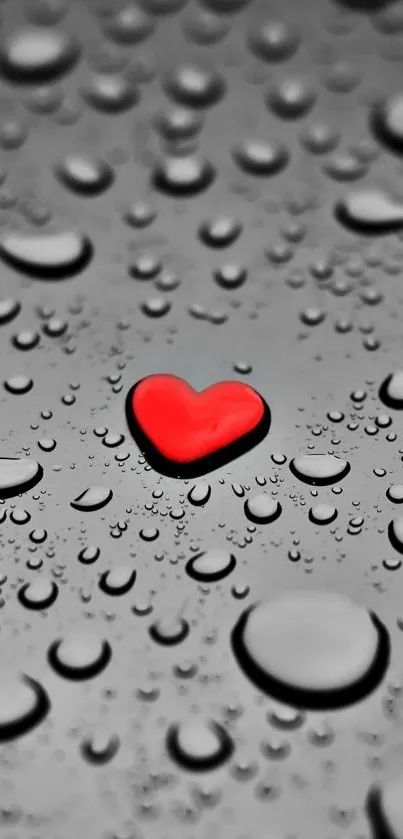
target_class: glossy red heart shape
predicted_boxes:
[126,374,270,477]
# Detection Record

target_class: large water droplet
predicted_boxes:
[164,63,226,108]
[379,371,403,409]
[0,457,43,498]
[232,138,289,176]
[186,548,236,582]
[371,93,403,155]
[0,230,93,279]
[290,454,350,485]
[232,591,389,709]
[98,565,136,595]
[0,671,50,742]
[48,633,112,680]
[70,486,113,512]
[55,154,114,196]
[244,493,282,523]
[335,189,403,234]
[0,28,80,83]
[152,154,215,196]
[18,578,58,610]
[82,73,138,113]
[388,517,403,553]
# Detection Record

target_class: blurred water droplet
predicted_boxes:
[48,633,112,680]
[0,27,80,83]
[0,230,93,280]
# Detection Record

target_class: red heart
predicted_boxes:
[126,374,270,477]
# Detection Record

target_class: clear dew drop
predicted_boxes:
[0,298,21,325]
[78,545,100,564]
[151,154,215,196]
[164,63,226,108]
[0,229,93,280]
[0,27,80,83]
[0,671,50,742]
[70,486,113,512]
[214,262,247,290]
[154,106,204,142]
[244,493,282,524]
[248,19,300,62]
[267,78,316,119]
[188,482,211,505]
[166,718,234,771]
[199,215,241,248]
[47,633,112,680]
[12,329,40,350]
[4,374,33,395]
[309,503,338,525]
[149,614,190,645]
[290,454,351,485]
[98,565,136,596]
[379,371,403,409]
[387,485,403,503]
[80,731,120,765]
[182,9,229,44]
[300,122,340,154]
[103,5,155,44]
[81,73,138,113]
[18,578,58,610]
[232,590,387,708]
[186,548,236,582]
[0,457,42,498]
[335,189,403,235]
[55,154,114,196]
[232,138,289,176]
[140,297,171,317]
[371,93,403,155]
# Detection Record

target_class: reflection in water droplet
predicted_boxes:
[166,718,234,770]
[244,494,282,524]
[0,230,93,279]
[0,672,50,742]
[98,566,136,595]
[48,633,112,680]
[233,138,289,175]
[0,27,80,83]
[186,548,236,582]
[18,578,58,610]
[70,486,113,512]
[55,154,114,196]
[290,454,350,485]
[335,189,403,235]
[232,591,389,709]
[152,154,215,196]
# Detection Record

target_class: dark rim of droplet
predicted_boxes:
[308,507,338,525]
[289,457,351,486]
[244,498,282,524]
[98,569,136,595]
[0,38,81,85]
[187,485,211,505]
[370,99,403,156]
[125,379,271,479]
[151,160,216,197]
[198,220,241,248]
[388,520,403,553]
[0,459,43,499]
[70,488,113,511]
[0,235,93,280]
[80,734,120,765]
[334,200,403,236]
[78,546,100,563]
[47,638,112,680]
[55,161,114,196]
[149,617,190,645]
[379,374,403,409]
[185,550,236,582]
[0,675,50,743]
[18,580,58,610]
[166,721,234,771]
[231,604,391,710]
[365,785,395,839]
[214,266,247,289]
[4,378,33,395]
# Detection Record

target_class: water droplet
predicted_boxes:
[12,329,40,350]
[82,73,138,113]
[387,485,403,503]
[388,517,403,553]
[0,671,50,742]
[164,63,226,108]
[300,123,339,154]
[70,486,113,512]
[98,566,136,595]
[186,548,236,582]
[78,545,100,564]
[267,78,316,119]
[0,298,21,325]
[248,19,300,62]
[0,27,80,83]
[55,154,114,195]
[371,93,403,155]
[188,482,211,505]
[199,215,241,248]
[309,504,338,525]
[152,154,215,196]
[232,591,389,709]
[0,230,93,279]
[379,371,403,409]
[149,615,190,645]
[290,454,351,485]
[166,718,234,770]
[80,732,120,765]
[48,633,112,680]
[233,138,289,176]
[103,6,154,44]
[0,457,42,498]
[244,493,282,523]
[140,297,171,317]
[18,578,58,610]
[4,374,33,395]
[214,262,247,289]
[335,189,403,235]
